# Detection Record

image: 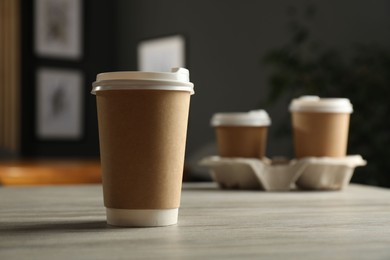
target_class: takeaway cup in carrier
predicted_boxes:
[92,68,194,227]
[210,110,271,159]
[289,96,353,158]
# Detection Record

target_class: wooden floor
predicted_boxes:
[0,159,102,186]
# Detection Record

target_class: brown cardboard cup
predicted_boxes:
[289,96,353,158]
[92,68,194,227]
[211,110,271,159]
[216,126,268,158]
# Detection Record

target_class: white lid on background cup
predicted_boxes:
[289,96,353,113]
[91,68,194,95]
[210,110,271,127]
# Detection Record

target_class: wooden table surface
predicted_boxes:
[0,160,101,185]
[1,183,390,259]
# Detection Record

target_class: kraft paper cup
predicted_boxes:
[92,68,194,227]
[210,110,271,159]
[289,96,353,158]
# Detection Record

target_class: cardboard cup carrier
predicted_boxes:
[289,96,353,158]
[92,68,194,227]
[211,110,271,159]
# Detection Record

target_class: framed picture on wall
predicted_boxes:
[34,0,83,60]
[137,35,186,72]
[36,68,83,140]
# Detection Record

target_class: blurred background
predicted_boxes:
[1,0,390,186]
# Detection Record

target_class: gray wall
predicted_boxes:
[115,0,390,165]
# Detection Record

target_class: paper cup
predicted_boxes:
[289,96,353,158]
[92,68,194,227]
[211,110,271,159]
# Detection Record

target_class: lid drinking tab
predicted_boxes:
[171,67,190,82]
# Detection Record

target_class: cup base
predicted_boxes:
[106,208,178,227]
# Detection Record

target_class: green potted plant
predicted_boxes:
[263,4,390,187]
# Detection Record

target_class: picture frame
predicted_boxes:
[34,0,83,60]
[137,35,186,72]
[36,68,83,140]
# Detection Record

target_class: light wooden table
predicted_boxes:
[1,183,390,259]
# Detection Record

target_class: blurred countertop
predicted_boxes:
[0,159,102,185]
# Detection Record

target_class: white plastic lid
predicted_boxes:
[210,110,271,127]
[289,96,353,113]
[91,68,194,95]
